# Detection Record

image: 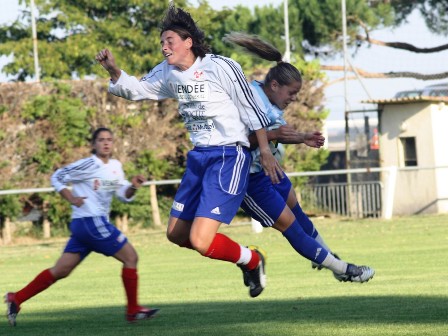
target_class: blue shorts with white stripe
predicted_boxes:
[64,216,127,260]
[170,145,251,224]
[241,171,292,227]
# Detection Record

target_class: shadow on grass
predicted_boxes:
[3,296,447,336]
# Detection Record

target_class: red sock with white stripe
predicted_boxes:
[204,233,260,270]
[15,269,56,305]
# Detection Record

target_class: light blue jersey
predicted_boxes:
[249,80,286,173]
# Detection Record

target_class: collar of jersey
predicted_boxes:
[251,80,285,126]
[92,154,108,166]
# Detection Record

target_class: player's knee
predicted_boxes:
[189,237,210,255]
[166,230,179,244]
[51,267,72,280]
[167,230,188,247]
[127,252,138,266]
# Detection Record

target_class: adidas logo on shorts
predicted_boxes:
[211,207,221,215]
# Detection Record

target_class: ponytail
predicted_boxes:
[223,32,302,86]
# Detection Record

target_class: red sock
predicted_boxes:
[122,268,139,313]
[204,233,241,263]
[246,250,260,270]
[15,269,56,305]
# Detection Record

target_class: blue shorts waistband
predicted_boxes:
[193,143,248,151]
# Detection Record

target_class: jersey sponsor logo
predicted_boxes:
[186,120,216,132]
[91,178,120,191]
[172,81,210,101]
[172,201,184,212]
[211,207,221,215]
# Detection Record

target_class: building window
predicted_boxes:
[400,137,417,166]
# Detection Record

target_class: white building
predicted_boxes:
[364,96,448,216]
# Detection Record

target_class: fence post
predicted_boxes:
[149,184,162,227]
[43,201,51,238]
[383,166,397,219]
[43,219,51,239]
[2,217,12,245]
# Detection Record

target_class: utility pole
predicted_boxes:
[283,0,291,62]
[341,0,352,215]
[30,0,40,82]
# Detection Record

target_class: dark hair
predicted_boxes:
[159,4,211,58]
[91,127,113,154]
[223,32,302,87]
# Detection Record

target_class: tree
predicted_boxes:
[0,0,190,80]
[0,0,334,236]
[294,0,448,81]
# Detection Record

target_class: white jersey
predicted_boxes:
[109,54,270,147]
[51,155,134,219]
[250,80,287,173]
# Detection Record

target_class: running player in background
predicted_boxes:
[95,5,284,298]
[4,127,158,326]
[224,32,375,283]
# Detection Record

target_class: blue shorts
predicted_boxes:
[170,145,251,224]
[241,171,292,227]
[64,216,128,260]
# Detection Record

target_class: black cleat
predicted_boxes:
[238,246,267,298]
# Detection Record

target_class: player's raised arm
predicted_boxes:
[95,48,122,83]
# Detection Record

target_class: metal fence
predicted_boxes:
[301,181,383,218]
[2,166,447,221]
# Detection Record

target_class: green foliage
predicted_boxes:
[284,0,393,53]
[0,104,7,116]
[110,149,183,226]
[41,192,71,234]
[30,139,62,173]
[1,0,190,80]
[0,0,400,81]
[21,82,92,148]
[390,0,448,35]
[0,193,22,224]
[134,150,183,180]
[18,82,91,176]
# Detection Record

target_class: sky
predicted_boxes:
[1,0,447,121]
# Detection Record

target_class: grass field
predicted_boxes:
[1,214,447,335]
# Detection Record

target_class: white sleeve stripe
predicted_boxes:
[211,55,270,127]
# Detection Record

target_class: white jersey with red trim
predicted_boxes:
[51,155,133,218]
[108,54,270,147]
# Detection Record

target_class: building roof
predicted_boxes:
[362,96,448,105]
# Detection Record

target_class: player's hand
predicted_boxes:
[260,149,284,184]
[304,131,325,148]
[70,196,87,207]
[131,175,147,190]
[275,125,299,144]
[95,49,121,82]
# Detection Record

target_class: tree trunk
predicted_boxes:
[2,217,12,245]
[149,184,162,227]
